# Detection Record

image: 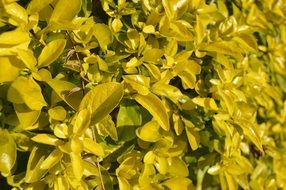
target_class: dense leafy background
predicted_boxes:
[1,0,286,189]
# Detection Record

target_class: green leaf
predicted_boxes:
[134,93,169,131]
[0,129,17,177]
[38,39,66,68]
[79,82,124,124]
[7,76,47,110]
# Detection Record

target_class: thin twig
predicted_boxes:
[65,31,86,96]
[49,3,86,95]
[91,127,106,190]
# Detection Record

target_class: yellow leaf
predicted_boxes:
[79,82,124,124]
[0,56,23,83]
[73,109,91,136]
[0,28,30,45]
[47,79,83,110]
[134,93,169,131]
[17,49,37,70]
[93,24,113,51]
[4,2,28,24]
[54,123,69,139]
[162,177,193,190]
[54,175,69,190]
[167,157,189,177]
[191,97,218,110]
[14,103,41,130]
[25,146,48,183]
[0,129,16,177]
[32,134,63,146]
[50,0,81,22]
[136,120,162,142]
[40,148,63,169]
[7,76,47,110]
[48,106,67,121]
[185,122,200,150]
[83,138,104,157]
[70,152,83,181]
[27,0,53,14]
[38,39,66,68]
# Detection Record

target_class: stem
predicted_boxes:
[91,126,106,190]
[65,31,86,96]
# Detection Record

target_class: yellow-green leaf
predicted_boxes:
[48,106,67,121]
[79,82,124,124]
[7,76,47,110]
[0,29,30,45]
[185,124,200,150]
[136,120,162,142]
[47,79,83,110]
[93,24,113,51]
[162,177,193,190]
[40,148,63,169]
[70,152,83,181]
[25,146,48,183]
[31,134,63,146]
[50,0,81,22]
[191,97,218,110]
[0,56,23,83]
[0,129,16,177]
[14,103,41,130]
[83,138,104,157]
[134,93,169,131]
[38,39,66,68]
[17,49,37,70]
[73,109,91,136]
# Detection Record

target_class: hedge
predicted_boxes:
[0,0,286,189]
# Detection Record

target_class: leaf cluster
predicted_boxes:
[0,0,286,189]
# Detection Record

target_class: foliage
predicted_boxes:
[0,0,286,189]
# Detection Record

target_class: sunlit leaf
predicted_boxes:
[38,39,66,68]
[50,0,81,22]
[79,82,124,124]
[134,93,169,131]
[14,103,41,130]
[0,129,16,177]
[7,76,47,110]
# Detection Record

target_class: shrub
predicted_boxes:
[0,0,286,189]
